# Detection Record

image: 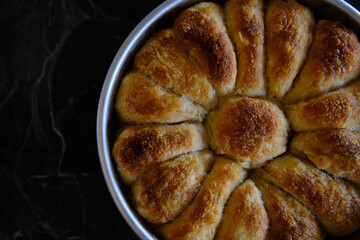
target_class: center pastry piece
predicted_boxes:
[111,0,360,239]
[206,97,288,168]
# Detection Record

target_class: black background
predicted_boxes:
[1,0,360,240]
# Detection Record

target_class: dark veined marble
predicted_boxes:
[0,0,164,239]
[0,0,360,240]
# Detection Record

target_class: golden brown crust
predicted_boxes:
[158,157,246,240]
[290,129,360,185]
[112,123,208,185]
[207,97,288,168]
[261,154,360,236]
[286,80,360,132]
[266,0,314,98]
[115,72,206,123]
[251,172,324,240]
[285,20,360,102]
[134,28,216,109]
[131,150,215,224]
[174,2,237,95]
[225,0,265,97]
[215,179,269,240]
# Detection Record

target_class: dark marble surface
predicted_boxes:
[0,0,164,239]
[1,0,360,240]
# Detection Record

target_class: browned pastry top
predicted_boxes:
[287,81,360,132]
[207,97,288,168]
[174,2,237,95]
[115,72,206,123]
[215,179,269,240]
[214,98,278,151]
[262,155,360,236]
[303,93,356,125]
[131,151,214,224]
[112,123,207,184]
[311,20,360,79]
[134,28,216,109]
[118,127,188,170]
[290,129,360,184]
[295,129,360,157]
[251,171,324,240]
[285,19,360,102]
[265,0,314,98]
[159,157,245,239]
[225,0,266,96]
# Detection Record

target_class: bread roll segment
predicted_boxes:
[174,2,237,96]
[132,150,215,224]
[225,0,266,97]
[215,179,269,240]
[261,154,360,236]
[290,129,360,185]
[265,0,315,98]
[158,157,246,240]
[112,123,208,185]
[285,20,360,102]
[251,171,324,240]
[207,97,289,168]
[287,80,360,132]
[134,28,217,110]
[115,72,207,124]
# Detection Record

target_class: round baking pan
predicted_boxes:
[97,0,360,239]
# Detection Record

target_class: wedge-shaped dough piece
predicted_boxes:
[285,20,360,102]
[158,157,246,240]
[287,80,360,132]
[112,123,208,185]
[225,0,265,97]
[115,72,206,124]
[215,179,268,240]
[174,2,237,96]
[132,150,215,224]
[207,97,289,168]
[290,129,360,185]
[134,28,216,109]
[261,154,360,236]
[266,0,314,98]
[251,172,324,240]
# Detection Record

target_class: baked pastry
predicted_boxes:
[225,0,266,96]
[251,171,324,240]
[111,0,360,239]
[215,179,268,240]
[115,72,206,123]
[158,157,246,239]
[265,0,314,98]
[260,154,360,236]
[134,28,217,109]
[174,2,237,96]
[287,80,360,132]
[285,19,360,102]
[132,150,215,224]
[290,129,360,185]
[112,123,208,184]
[206,97,288,168]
